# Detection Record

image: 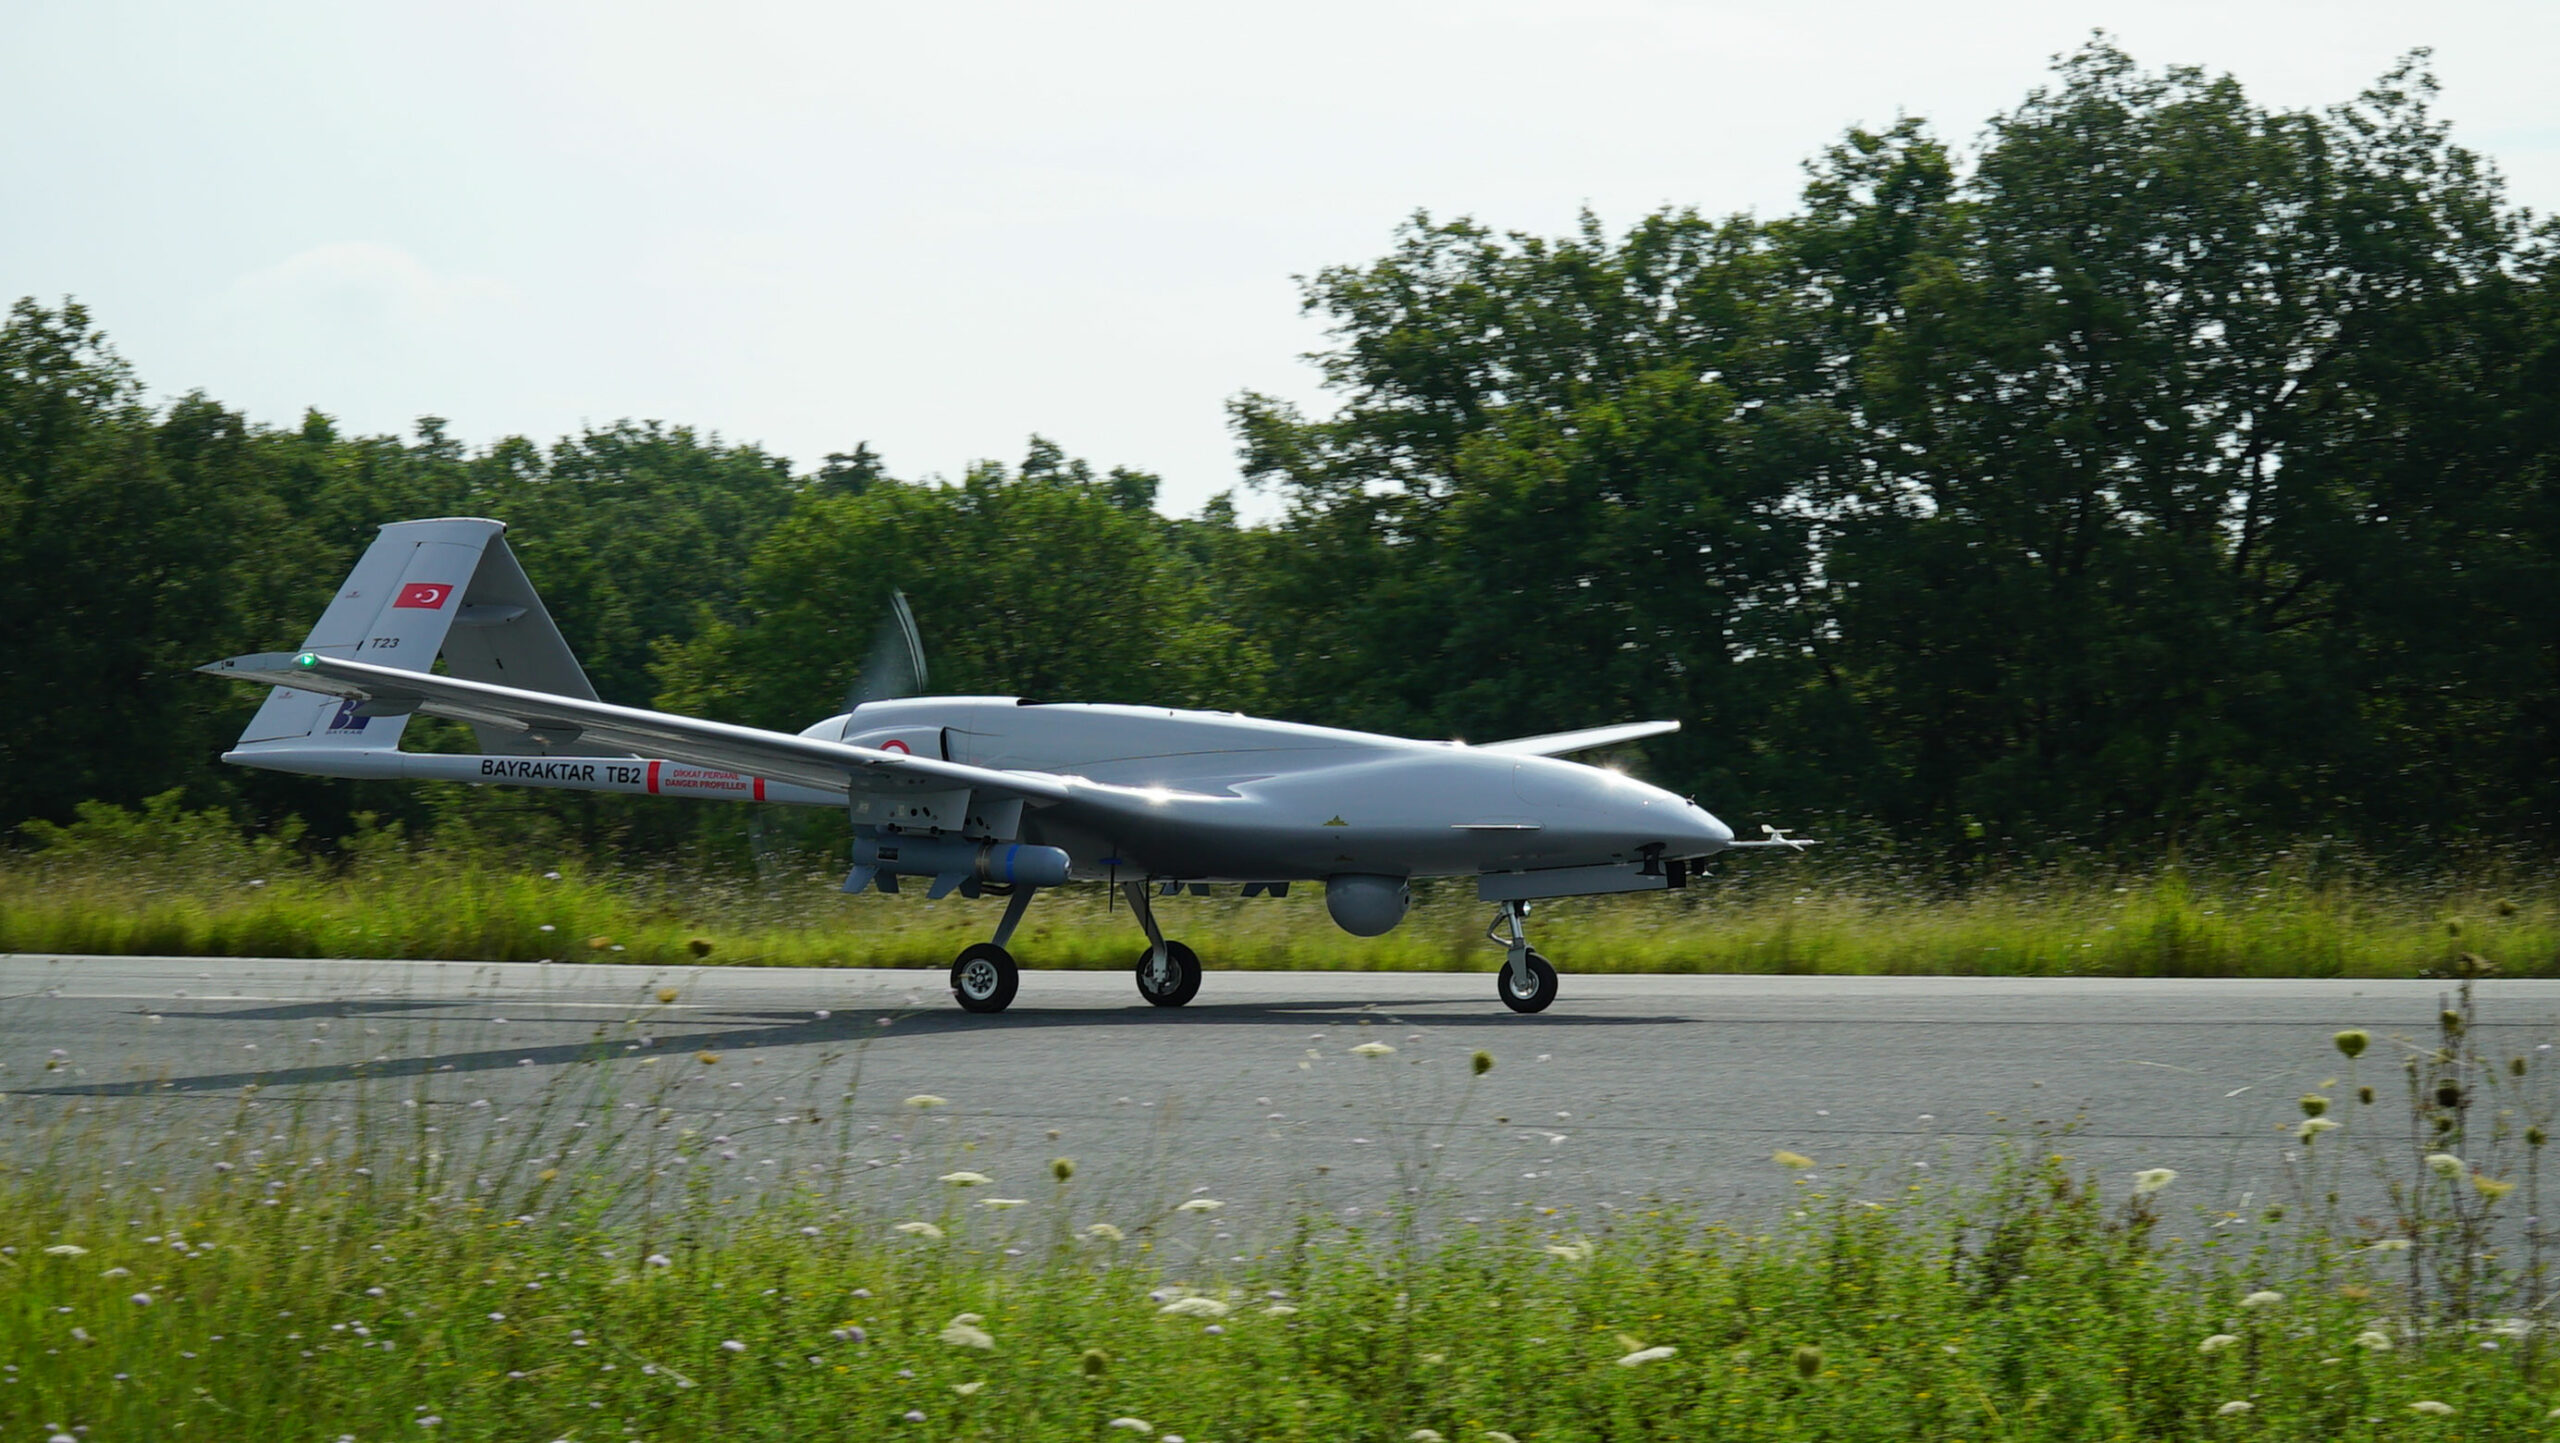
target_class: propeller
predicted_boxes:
[845,589,929,711]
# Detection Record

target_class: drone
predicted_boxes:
[204,518,1804,1014]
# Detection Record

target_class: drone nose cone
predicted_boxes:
[1688,805,1734,852]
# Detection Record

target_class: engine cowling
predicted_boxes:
[1325,874,1412,937]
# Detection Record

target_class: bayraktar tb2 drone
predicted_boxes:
[203,519,1804,1015]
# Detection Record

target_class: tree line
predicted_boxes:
[4,43,2553,863]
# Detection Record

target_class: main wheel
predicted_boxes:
[1135,940,1203,1008]
[1497,950,1558,1014]
[950,942,1020,1014]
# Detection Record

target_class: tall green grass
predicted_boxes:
[5,793,2553,976]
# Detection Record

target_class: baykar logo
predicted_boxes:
[394,582,454,609]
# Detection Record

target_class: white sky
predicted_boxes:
[6,1,2555,519]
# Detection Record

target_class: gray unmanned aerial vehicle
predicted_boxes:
[204,518,1800,1015]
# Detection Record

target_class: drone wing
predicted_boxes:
[199,651,1072,805]
[1474,720,1681,757]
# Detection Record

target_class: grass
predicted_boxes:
[3,793,2555,976]
[6,1084,2560,1440]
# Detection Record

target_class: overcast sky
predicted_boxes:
[6,1,2555,519]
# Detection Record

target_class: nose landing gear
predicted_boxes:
[1489,900,1558,1013]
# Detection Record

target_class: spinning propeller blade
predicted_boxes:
[845,589,929,710]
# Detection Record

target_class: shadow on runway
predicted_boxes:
[13,995,1693,1098]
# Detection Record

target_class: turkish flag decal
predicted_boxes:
[394,583,455,609]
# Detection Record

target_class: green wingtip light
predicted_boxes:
[295,652,319,669]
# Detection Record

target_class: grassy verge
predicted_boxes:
[3,794,2554,975]
[6,1115,2556,1440]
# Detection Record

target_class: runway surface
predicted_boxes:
[7,954,2556,1231]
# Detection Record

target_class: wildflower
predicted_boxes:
[1770,1149,1817,1169]
[2132,1168,2177,1195]
[1052,1157,1076,1182]
[1176,1199,1223,1213]
[1160,1296,1230,1318]
[833,1326,867,1343]
[2473,1174,2517,1200]
[1485,1433,1521,1443]
[2240,1291,2284,1310]
[2199,1334,2240,1354]
[983,1197,1027,1209]
[904,1094,949,1109]
[903,1411,925,1423]
[2216,1400,2253,1416]
[42,1244,87,1256]
[939,1314,995,1349]
[719,1339,745,1353]
[1108,1421,1153,1435]
[2425,1153,2464,1179]
[130,1293,153,1306]
[2368,1238,2411,1252]
[1543,1237,1595,1262]
[1086,1223,1126,1242]
[951,1381,983,1396]
[895,1222,945,1240]
[644,1253,673,1267]
[1617,1345,1676,1366]
[696,1051,720,1065]
[1264,1304,1300,1316]
[101,1267,129,1278]
[2334,1030,2369,1059]
[940,1171,993,1187]
[2353,1330,2394,1351]
[2409,1400,2453,1416]
[1473,1050,1494,1075]
[2297,1118,2339,1141]
[1411,1432,1446,1442]
[1351,1042,1396,1057]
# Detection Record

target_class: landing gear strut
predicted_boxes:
[1125,881,1202,1007]
[948,885,1039,1014]
[1489,900,1558,1014]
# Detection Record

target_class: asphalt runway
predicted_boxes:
[7,954,2557,1236]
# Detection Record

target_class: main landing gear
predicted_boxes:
[1489,900,1559,1014]
[945,880,1208,1013]
[1124,881,1202,1007]
[948,885,1037,1014]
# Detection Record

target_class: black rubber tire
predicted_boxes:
[1135,940,1203,1008]
[1498,950,1559,1014]
[950,942,1020,1014]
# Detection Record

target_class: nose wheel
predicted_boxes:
[950,941,1020,1013]
[1489,900,1559,1013]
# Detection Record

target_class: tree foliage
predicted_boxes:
[3,43,2552,860]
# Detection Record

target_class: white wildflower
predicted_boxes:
[101,1267,129,1278]
[130,1293,153,1306]
[2216,1400,2253,1416]
[1617,1345,1677,1366]
[2240,1290,2284,1310]
[939,1314,994,1349]
[1410,1432,1446,1442]
[1085,1223,1126,1242]
[2199,1334,2240,1354]
[2367,1238,2412,1252]
[1350,1042,1396,1057]
[1485,1434,1521,1443]
[1543,1237,1594,1262]
[904,1094,949,1109]
[2409,1399,2453,1416]
[939,1170,993,1187]
[1107,1420,1153,1435]
[950,1381,983,1396]
[43,1244,87,1256]
[895,1222,946,1240]
[981,1198,1027,1209]
[2354,1330,2395,1351]
[720,1339,745,1353]
[644,1253,673,1267]
[1176,1199,1223,1213]
[2297,1117,2340,1140]
[1263,1304,1300,1317]
[2132,1167,2177,1195]
[2425,1153,2465,1179]
[1160,1296,1231,1319]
